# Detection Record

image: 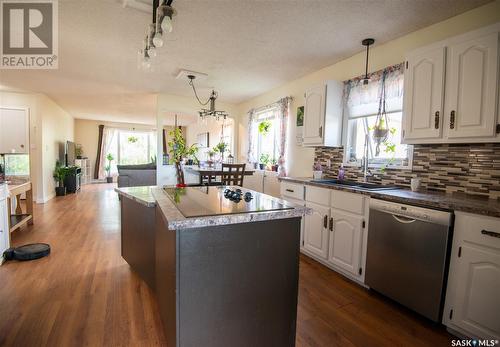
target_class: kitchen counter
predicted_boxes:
[116,185,308,346]
[116,185,310,230]
[280,177,500,218]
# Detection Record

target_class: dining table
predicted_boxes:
[184,166,254,186]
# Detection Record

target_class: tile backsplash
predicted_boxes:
[314,143,500,199]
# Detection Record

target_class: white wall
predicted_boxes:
[235,1,500,177]
[40,96,74,202]
[0,91,74,203]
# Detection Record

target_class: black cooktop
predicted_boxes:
[163,186,293,218]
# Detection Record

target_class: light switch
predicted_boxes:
[326,159,331,168]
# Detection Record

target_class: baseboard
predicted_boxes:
[36,192,55,204]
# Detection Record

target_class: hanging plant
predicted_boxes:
[372,71,390,156]
[128,136,138,143]
[258,121,271,136]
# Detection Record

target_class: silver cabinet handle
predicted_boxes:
[481,229,500,238]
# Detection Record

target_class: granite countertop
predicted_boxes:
[280,177,500,218]
[116,185,310,230]
[115,186,157,207]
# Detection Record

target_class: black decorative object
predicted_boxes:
[3,243,51,261]
[362,38,375,85]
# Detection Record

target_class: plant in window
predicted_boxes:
[168,128,199,186]
[128,136,139,143]
[258,121,271,136]
[213,142,228,162]
[259,153,270,170]
[75,144,84,158]
[105,153,114,183]
[270,158,278,172]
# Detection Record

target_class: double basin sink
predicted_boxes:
[311,179,398,191]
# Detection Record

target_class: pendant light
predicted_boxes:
[361,38,375,85]
[187,75,228,123]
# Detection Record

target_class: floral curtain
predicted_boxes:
[246,108,256,164]
[344,63,404,118]
[277,96,292,177]
[99,127,117,179]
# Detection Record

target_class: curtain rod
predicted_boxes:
[251,96,293,114]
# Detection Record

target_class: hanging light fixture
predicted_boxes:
[361,38,375,85]
[187,75,228,122]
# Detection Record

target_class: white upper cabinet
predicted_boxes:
[402,23,500,144]
[303,81,343,147]
[403,46,446,140]
[303,84,326,145]
[446,32,499,139]
[0,108,29,154]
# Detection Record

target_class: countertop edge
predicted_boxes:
[115,187,157,207]
[150,186,311,230]
[279,177,500,218]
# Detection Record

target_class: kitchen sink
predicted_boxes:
[311,179,398,191]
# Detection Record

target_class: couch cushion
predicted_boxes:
[117,163,156,171]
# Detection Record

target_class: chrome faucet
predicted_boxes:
[362,134,372,182]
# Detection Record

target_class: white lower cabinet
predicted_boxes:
[443,212,500,339]
[301,185,367,284]
[328,209,363,276]
[304,201,329,259]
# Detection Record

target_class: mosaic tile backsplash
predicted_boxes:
[314,143,500,199]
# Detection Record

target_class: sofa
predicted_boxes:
[117,163,156,188]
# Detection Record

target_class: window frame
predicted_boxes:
[252,106,280,167]
[341,71,413,171]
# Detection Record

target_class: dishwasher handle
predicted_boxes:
[392,214,417,224]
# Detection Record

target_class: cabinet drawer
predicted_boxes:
[305,186,330,206]
[331,190,364,215]
[280,182,304,200]
[455,212,500,249]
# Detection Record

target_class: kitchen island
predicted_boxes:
[116,185,309,347]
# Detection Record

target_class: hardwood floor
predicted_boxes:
[0,184,452,347]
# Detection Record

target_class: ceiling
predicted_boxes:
[0,0,492,124]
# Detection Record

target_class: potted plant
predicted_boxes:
[213,142,228,162]
[207,150,215,168]
[168,128,199,186]
[312,162,323,180]
[105,153,114,183]
[75,144,83,159]
[53,161,67,196]
[270,158,278,172]
[259,153,270,170]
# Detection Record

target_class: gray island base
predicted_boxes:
[117,186,309,347]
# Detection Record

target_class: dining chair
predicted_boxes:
[221,163,246,187]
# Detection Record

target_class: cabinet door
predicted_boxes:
[303,201,329,259]
[328,209,363,275]
[0,108,29,153]
[402,46,446,141]
[446,32,499,139]
[451,244,500,339]
[263,172,280,198]
[242,171,263,192]
[303,84,326,145]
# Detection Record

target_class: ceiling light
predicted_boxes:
[187,75,228,123]
[361,38,375,85]
[157,2,175,33]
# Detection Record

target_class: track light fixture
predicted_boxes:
[138,0,175,70]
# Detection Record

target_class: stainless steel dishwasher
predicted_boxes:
[365,199,453,322]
